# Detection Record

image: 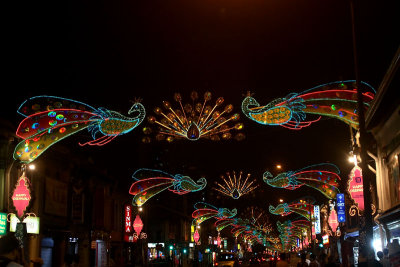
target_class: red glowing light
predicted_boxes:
[11,173,31,219]
[133,214,143,234]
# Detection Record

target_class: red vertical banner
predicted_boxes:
[125,204,132,234]
[348,166,365,211]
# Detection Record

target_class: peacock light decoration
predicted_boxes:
[142,91,245,142]
[129,168,206,206]
[263,163,341,199]
[14,96,145,163]
[242,80,375,130]
[213,171,258,199]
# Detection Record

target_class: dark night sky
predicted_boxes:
[4,0,399,223]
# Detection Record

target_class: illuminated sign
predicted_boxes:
[133,215,143,234]
[194,229,200,243]
[124,204,132,233]
[337,193,346,222]
[11,173,31,218]
[9,214,40,234]
[0,212,7,235]
[328,209,338,233]
[314,205,321,234]
[348,166,364,211]
[322,234,329,245]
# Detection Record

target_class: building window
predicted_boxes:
[388,153,400,206]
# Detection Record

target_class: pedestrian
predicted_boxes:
[377,251,384,265]
[309,254,319,267]
[381,248,389,267]
[277,253,288,267]
[0,233,24,267]
[297,253,308,267]
[319,253,327,267]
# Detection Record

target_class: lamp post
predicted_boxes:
[349,0,374,261]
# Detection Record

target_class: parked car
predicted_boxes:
[215,252,239,267]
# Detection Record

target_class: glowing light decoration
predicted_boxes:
[124,204,133,233]
[242,206,273,234]
[269,197,315,220]
[129,169,206,206]
[14,96,146,163]
[215,218,234,232]
[11,172,31,219]
[133,214,143,234]
[192,202,237,226]
[241,80,375,130]
[263,163,341,199]
[193,229,200,244]
[143,91,245,142]
[348,166,364,211]
[328,209,338,234]
[214,171,258,199]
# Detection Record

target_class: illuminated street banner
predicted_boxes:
[348,166,364,211]
[11,172,31,219]
[0,212,7,235]
[314,206,321,234]
[328,209,338,234]
[9,214,40,234]
[337,193,346,223]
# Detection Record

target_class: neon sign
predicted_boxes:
[314,206,321,234]
[0,212,7,235]
[133,215,143,234]
[337,193,346,222]
[348,166,364,211]
[124,204,132,233]
[328,209,338,233]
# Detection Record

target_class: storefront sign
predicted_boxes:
[124,204,132,233]
[0,212,7,235]
[337,193,346,222]
[322,234,329,245]
[11,173,31,218]
[348,166,364,211]
[9,214,40,234]
[314,205,321,234]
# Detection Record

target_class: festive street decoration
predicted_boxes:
[241,80,375,130]
[129,168,206,206]
[348,166,364,211]
[14,96,146,163]
[269,197,315,220]
[215,218,235,232]
[214,171,258,199]
[11,172,32,219]
[193,229,200,244]
[143,91,245,142]
[192,202,237,226]
[263,163,341,199]
[328,209,339,234]
[133,215,144,234]
[242,206,273,234]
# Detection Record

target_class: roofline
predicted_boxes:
[365,45,400,129]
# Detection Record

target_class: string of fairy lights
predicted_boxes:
[11,80,377,251]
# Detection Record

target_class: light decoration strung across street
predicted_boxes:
[213,171,258,199]
[214,218,235,232]
[263,163,341,199]
[242,206,273,234]
[269,197,315,220]
[192,202,237,226]
[13,96,146,163]
[129,168,206,206]
[142,91,245,142]
[241,80,375,130]
[11,171,32,219]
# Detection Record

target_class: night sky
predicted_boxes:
[4,0,399,224]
